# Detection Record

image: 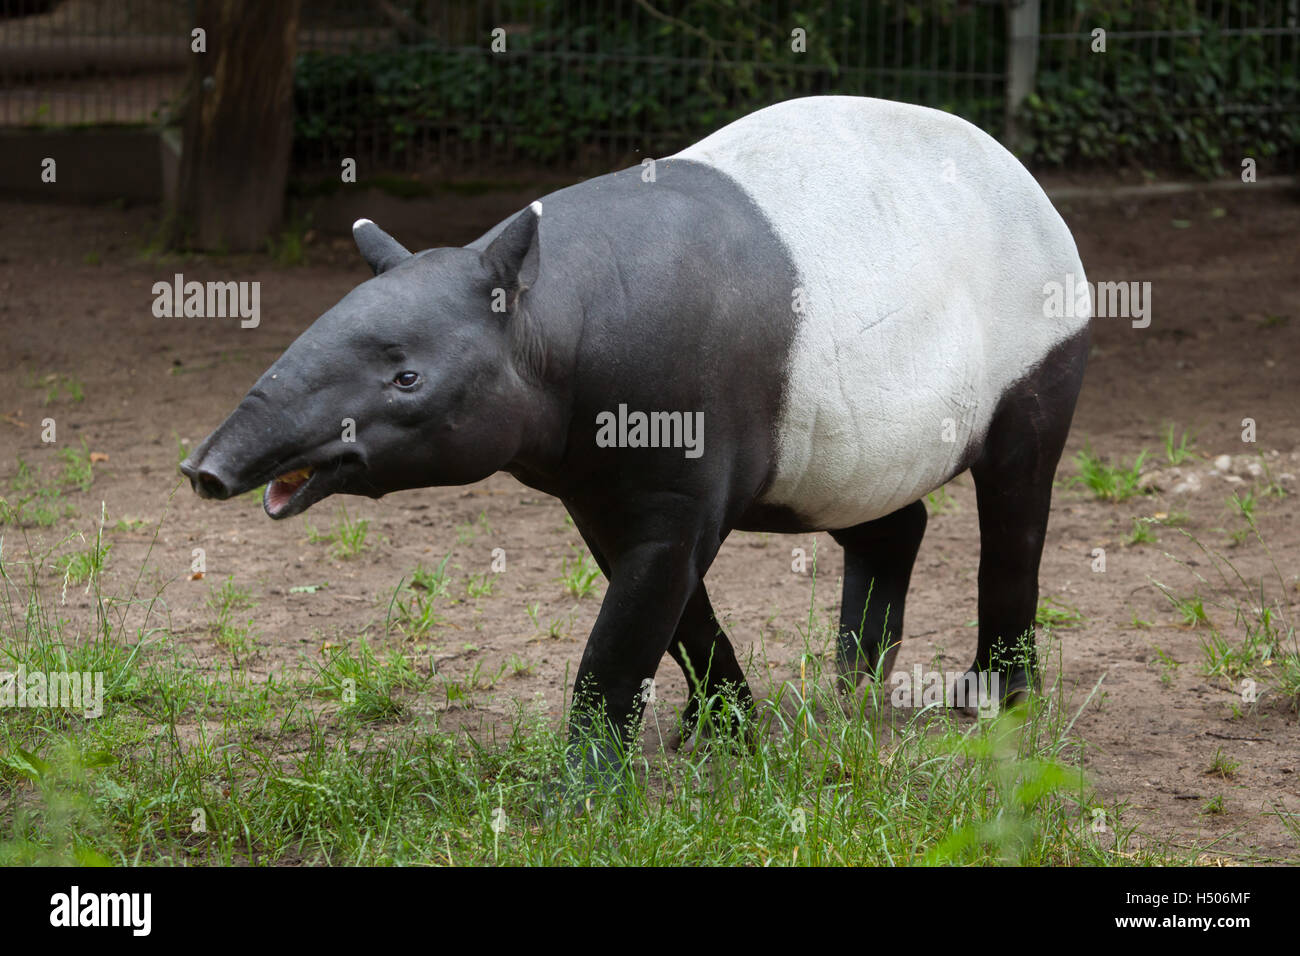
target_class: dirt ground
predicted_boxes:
[0,181,1297,862]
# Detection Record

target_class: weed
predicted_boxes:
[1126,517,1156,546]
[1163,424,1196,465]
[1036,597,1085,629]
[1072,444,1151,503]
[1207,748,1239,780]
[305,504,371,559]
[557,547,602,600]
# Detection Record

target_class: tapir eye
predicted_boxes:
[394,371,420,389]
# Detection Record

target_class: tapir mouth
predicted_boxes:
[265,466,315,518]
[260,455,360,520]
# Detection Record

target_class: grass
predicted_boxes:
[1152,514,1298,706]
[388,555,453,639]
[465,572,496,599]
[557,547,602,600]
[1072,444,1151,503]
[0,445,95,528]
[1226,490,1259,545]
[0,508,1227,867]
[1163,423,1197,465]
[1207,748,1239,780]
[1125,517,1156,546]
[36,373,85,406]
[58,442,95,493]
[315,639,423,722]
[52,540,111,587]
[206,577,258,661]
[1157,588,1211,628]
[455,510,493,545]
[925,486,958,516]
[305,504,371,559]
[1150,645,1181,686]
[526,602,576,642]
[1035,597,1086,629]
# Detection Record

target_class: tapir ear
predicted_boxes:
[353,219,412,276]
[482,201,542,307]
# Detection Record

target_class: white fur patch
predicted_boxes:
[672,96,1090,529]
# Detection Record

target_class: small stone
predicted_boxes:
[1171,473,1203,494]
[1138,470,1166,491]
[1214,454,1231,471]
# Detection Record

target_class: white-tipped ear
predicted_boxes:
[481,202,543,305]
[353,219,412,276]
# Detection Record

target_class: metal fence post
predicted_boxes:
[1005,0,1040,152]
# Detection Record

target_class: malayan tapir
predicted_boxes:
[181,95,1090,775]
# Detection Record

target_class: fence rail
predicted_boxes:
[0,0,1296,176]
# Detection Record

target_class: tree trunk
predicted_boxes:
[170,0,301,251]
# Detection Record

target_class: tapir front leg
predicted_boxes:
[567,506,750,752]
[563,494,724,793]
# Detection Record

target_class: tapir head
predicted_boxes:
[180,204,544,519]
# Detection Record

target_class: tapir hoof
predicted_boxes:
[953,666,1037,718]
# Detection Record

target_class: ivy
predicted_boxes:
[291,1,1297,178]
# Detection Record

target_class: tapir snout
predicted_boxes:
[179,211,545,520]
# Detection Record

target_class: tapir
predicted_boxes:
[181,96,1090,770]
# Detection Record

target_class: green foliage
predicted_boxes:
[0,508,1188,867]
[207,577,258,660]
[1036,596,1085,629]
[1126,517,1156,546]
[53,541,111,587]
[315,640,423,722]
[292,1,1005,170]
[0,447,94,528]
[1163,424,1197,465]
[1072,444,1151,503]
[557,546,602,600]
[291,1,1295,178]
[389,555,453,639]
[1020,1,1300,177]
[58,442,94,493]
[40,374,85,406]
[305,504,371,560]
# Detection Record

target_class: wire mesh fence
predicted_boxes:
[0,0,1296,176]
[290,0,1008,175]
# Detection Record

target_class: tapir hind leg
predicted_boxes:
[666,581,753,748]
[966,329,1089,708]
[830,499,928,689]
